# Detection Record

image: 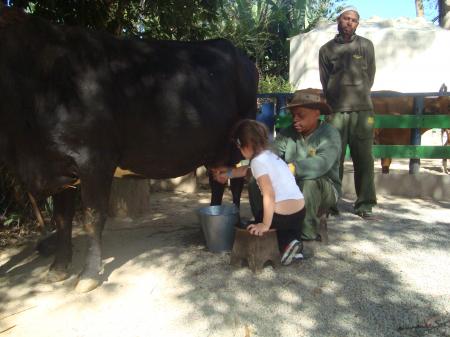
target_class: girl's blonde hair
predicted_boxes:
[231,119,269,156]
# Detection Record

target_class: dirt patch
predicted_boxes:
[1,190,450,337]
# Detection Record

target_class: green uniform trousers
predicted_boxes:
[248,177,337,240]
[327,110,377,213]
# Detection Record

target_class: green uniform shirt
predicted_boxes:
[319,34,376,113]
[273,121,342,197]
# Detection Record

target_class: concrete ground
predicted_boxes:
[0,161,449,337]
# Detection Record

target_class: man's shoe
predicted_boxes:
[329,206,340,216]
[281,240,303,266]
[355,210,375,220]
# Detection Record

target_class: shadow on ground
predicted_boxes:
[1,190,449,337]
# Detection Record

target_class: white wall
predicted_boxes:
[289,17,450,93]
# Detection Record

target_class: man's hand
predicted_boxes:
[247,223,270,236]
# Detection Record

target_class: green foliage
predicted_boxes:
[0,164,33,228]
[0,164,55,230]
[3,212,22,227]
[12,0,221,38]
[258,75,293,93]
[212,0,342,78]
[137,0,221,40]
[9,0,342,77]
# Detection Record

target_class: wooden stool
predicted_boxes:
[230,228,281,273]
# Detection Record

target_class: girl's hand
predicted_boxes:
[247,223,270,236]
[233,166,249,178]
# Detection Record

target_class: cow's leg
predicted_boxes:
[76,169,114,293]
[381,158,391,174]
[209,174,244,208]
[230,177,244,208]
[46,188,76,282]
[209,173,226,206]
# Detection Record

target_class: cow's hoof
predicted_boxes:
[36,232,57,256]
[46,268,70,283]
[75,277,100,293]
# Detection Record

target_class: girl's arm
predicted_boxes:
[247,174,275,236]
[211,165,249,184]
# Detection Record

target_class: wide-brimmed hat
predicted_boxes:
[285,90,332,115]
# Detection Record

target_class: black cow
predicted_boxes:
[0,6,258,292]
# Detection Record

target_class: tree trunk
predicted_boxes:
[440,0,450,29]
[415,0,424,17]
[109,179,151,218]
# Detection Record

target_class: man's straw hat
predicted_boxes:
[286,91,332,115]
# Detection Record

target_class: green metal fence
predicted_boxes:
[373,115,450,159]
[261,91,450,173]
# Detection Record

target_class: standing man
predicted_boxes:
[319,6,377,219]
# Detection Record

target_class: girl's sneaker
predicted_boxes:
[281,239,303,265]
[294,253,304,260]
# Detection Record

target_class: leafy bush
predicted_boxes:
[0,164,34,228]
[258,75,293,94]
[0,164,54,230]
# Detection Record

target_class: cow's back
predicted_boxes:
[0,8,258,181]
[103,38,257,177]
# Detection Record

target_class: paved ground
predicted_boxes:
[1,183,449,336]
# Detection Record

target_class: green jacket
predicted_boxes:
[319,34,376,113]
[273,121,342,197]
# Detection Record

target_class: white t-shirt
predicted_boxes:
[251,150,304,202]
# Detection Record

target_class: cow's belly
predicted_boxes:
[116,152,209,179]
[113,165,201,179]
[115,131,227,179]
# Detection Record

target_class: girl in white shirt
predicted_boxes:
[216,119,305,265]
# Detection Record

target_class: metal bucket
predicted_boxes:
[197,204,239,253]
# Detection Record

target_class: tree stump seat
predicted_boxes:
[230,228,281,273]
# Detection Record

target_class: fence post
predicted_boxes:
[276,94,287,117]
[409,95,424,174]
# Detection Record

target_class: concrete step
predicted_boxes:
[343,159,449,201]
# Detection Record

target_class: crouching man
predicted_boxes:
[249,90,342,241]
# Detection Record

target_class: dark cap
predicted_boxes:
[286,90,332,115]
